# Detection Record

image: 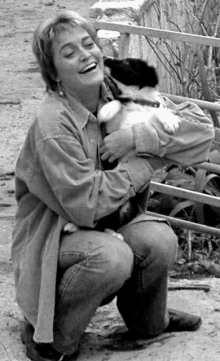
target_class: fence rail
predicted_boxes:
[95,21,220,112]
[95,20,220,237]
[94,21,220,47]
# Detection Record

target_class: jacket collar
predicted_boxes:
[56,79,114,130]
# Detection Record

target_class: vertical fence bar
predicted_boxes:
[118,33,130,59]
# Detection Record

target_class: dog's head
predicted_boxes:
[104,57,158,90]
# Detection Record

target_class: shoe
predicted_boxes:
[165,309,202,333]
[21,322,78,361]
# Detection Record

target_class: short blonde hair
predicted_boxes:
[32,11,100,91]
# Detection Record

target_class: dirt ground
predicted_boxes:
[1,1,220,360]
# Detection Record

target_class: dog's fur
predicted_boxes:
[99,57,180,141]
[97,57,181,226]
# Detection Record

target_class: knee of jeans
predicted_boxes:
[142,226,178,270]
[155,229,178,269]
[100,239,134,289]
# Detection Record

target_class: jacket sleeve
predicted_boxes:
[133,98,215,166]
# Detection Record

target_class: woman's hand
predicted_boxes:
[100,127,135,163]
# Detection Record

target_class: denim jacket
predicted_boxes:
[11,78,214,343]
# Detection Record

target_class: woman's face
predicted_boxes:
[52,26,104,95]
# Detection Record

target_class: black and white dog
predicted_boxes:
[99,57,180,146]
[96,57,181,226]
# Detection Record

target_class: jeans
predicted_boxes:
[52,219,178,355]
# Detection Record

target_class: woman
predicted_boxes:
[11,10,214,361]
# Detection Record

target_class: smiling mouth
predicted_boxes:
[80,63,97,74]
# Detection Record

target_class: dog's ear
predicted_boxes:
[128,58,158,88]
[140,63,158,88]
[104,57,139,85]
[103,57,159,89]
[104,57,121,68]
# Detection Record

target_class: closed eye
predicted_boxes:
[85,42,94,48]
[64,51,75,58]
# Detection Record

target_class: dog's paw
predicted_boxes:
[97,100,122,123]
[162,111,181,134]
[64,222,78,233]
[104,228,124,241]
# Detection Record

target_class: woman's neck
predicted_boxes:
[65,85,101,114]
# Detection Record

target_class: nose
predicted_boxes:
[79,46,91,60]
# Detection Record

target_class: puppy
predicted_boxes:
[99,57,180,142]
[97,57,181,226]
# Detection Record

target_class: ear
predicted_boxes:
[125,58,158,88]
[139,61,158,88]
[104,57,120,68]
[97,100,122,123]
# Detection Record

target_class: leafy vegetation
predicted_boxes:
[146,0,220,102]
[148,132,220,278]
[142,0,220,277]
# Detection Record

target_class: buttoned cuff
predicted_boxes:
[124,156,154,193]
[133,122,160,156]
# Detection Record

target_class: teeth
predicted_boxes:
[81,63,96,73]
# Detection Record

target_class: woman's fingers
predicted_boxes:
[100,151,116,163]
[100,128,134,161]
